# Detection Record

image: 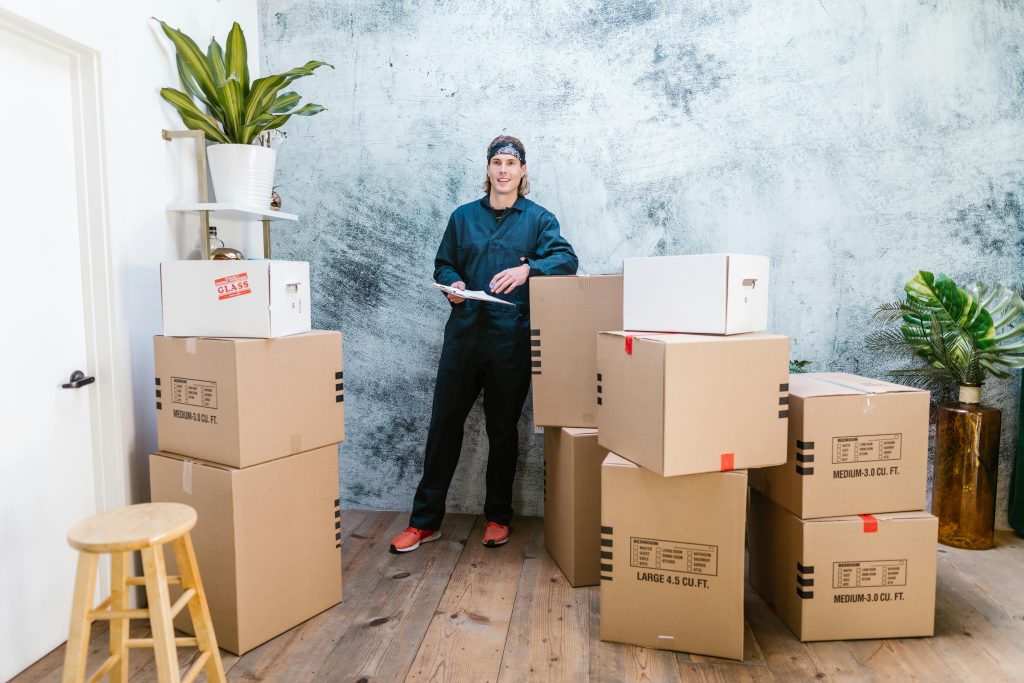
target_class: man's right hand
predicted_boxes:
[447,281,467,304]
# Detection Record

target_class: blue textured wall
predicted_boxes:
[259,1,1024,525]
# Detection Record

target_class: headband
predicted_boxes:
[487,140,525,163]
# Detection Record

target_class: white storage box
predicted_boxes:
[623,254,769,335]
[161,260,311,338]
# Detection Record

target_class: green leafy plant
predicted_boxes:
[866,271,1024,391]
[155,19,332,145]
[789,359,812,373]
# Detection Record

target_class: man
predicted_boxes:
[390,135,578,553]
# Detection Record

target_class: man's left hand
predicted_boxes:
[490,263,530,294]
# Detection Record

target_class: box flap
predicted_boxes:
[798,510,936,526]
[792,372,926,398]
[600,330,785,345]
[602,453,637,468]
[563,427,599,437]
[160,330,338,344]
[153,451,236,472]
[534,273,622,282]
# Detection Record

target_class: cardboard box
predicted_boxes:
[149,445,342,655]
[543,427,608,587]
[154,331,344,468]
[600,454,746,659]
[596,331,789,476]
[161,260,311,338]
[749,372,930,519]
[623,254,769,335]
[748,489,937,642]
[529,274,623,427]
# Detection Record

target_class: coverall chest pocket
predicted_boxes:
[490,239,537,269]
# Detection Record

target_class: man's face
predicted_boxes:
[487,154,526,197]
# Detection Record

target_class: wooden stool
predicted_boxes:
[62,503,226,683]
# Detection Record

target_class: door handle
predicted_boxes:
[62,370,95,389]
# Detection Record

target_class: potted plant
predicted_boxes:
[155,19,332,207]
[867,271,1024,549]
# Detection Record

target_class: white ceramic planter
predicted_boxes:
[206,143,277,207]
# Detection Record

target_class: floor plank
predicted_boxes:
[497,518,590,683]
[312,513,477,682]
[405,517,538,683]
[741,583,829,680]
[14,515,1024,683]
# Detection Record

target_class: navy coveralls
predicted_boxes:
[410,195,579,530]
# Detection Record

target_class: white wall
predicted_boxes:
[0,0,260,506]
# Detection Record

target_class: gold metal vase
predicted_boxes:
[932,385,1001,550]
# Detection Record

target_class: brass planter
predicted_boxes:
[931,386,1000,550]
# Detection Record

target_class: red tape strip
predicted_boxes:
[625,335,634,355]
[720,453,734,471]
[859,514,878,533]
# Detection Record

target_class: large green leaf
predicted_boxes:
[289,103,327,116]
[207,38,227,85]
[156,20,220,114]
[268,91,301,114]
[903,271,994,344]
[175,54,220,117]
[225,22,249,99]
[159,88,229,142]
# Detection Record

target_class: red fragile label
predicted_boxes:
[215,272,250,300]
[859,514,878,533]
[625,335,634,355]
[720,453,734,471]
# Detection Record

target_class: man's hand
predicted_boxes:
[490,262,530,294]
[446,281,467,304]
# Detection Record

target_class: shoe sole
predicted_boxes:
[483,537,509,548]
[390,530,442,554]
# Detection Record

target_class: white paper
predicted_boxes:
[432,282,516,306]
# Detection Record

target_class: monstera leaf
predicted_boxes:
[867,271,1024,391]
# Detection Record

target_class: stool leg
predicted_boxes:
[171,533,226,683]
[141,545,181,683]
[62,551,98,683]
[109,551,131,683]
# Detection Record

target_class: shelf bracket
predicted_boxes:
[161,129,208,203]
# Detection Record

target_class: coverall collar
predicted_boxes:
[480,194,527,213]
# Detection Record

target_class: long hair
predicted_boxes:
[482,135,530,197]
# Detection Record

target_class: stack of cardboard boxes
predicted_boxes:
[531,274,623,587]
[149,260,345,655]
[534,253,939,657]
[595,254,787,661]
[534,255,787,660]
[747,373,938,641]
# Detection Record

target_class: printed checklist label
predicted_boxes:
[171,377,218,409]
[832,433,902,464]
[832,560,907,588]
[629,537,718,576]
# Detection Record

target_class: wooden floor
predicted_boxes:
[14,512,1024,682]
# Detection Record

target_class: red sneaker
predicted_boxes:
[482,521,509,547]
[389,527,441,554]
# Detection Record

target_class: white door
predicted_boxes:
[0,20,100,681]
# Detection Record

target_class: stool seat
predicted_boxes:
[67,502,197,553]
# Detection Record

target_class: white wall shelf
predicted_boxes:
[167,202,298,222]
[166,203,298,259]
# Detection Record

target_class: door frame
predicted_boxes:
[0,9,126,518]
